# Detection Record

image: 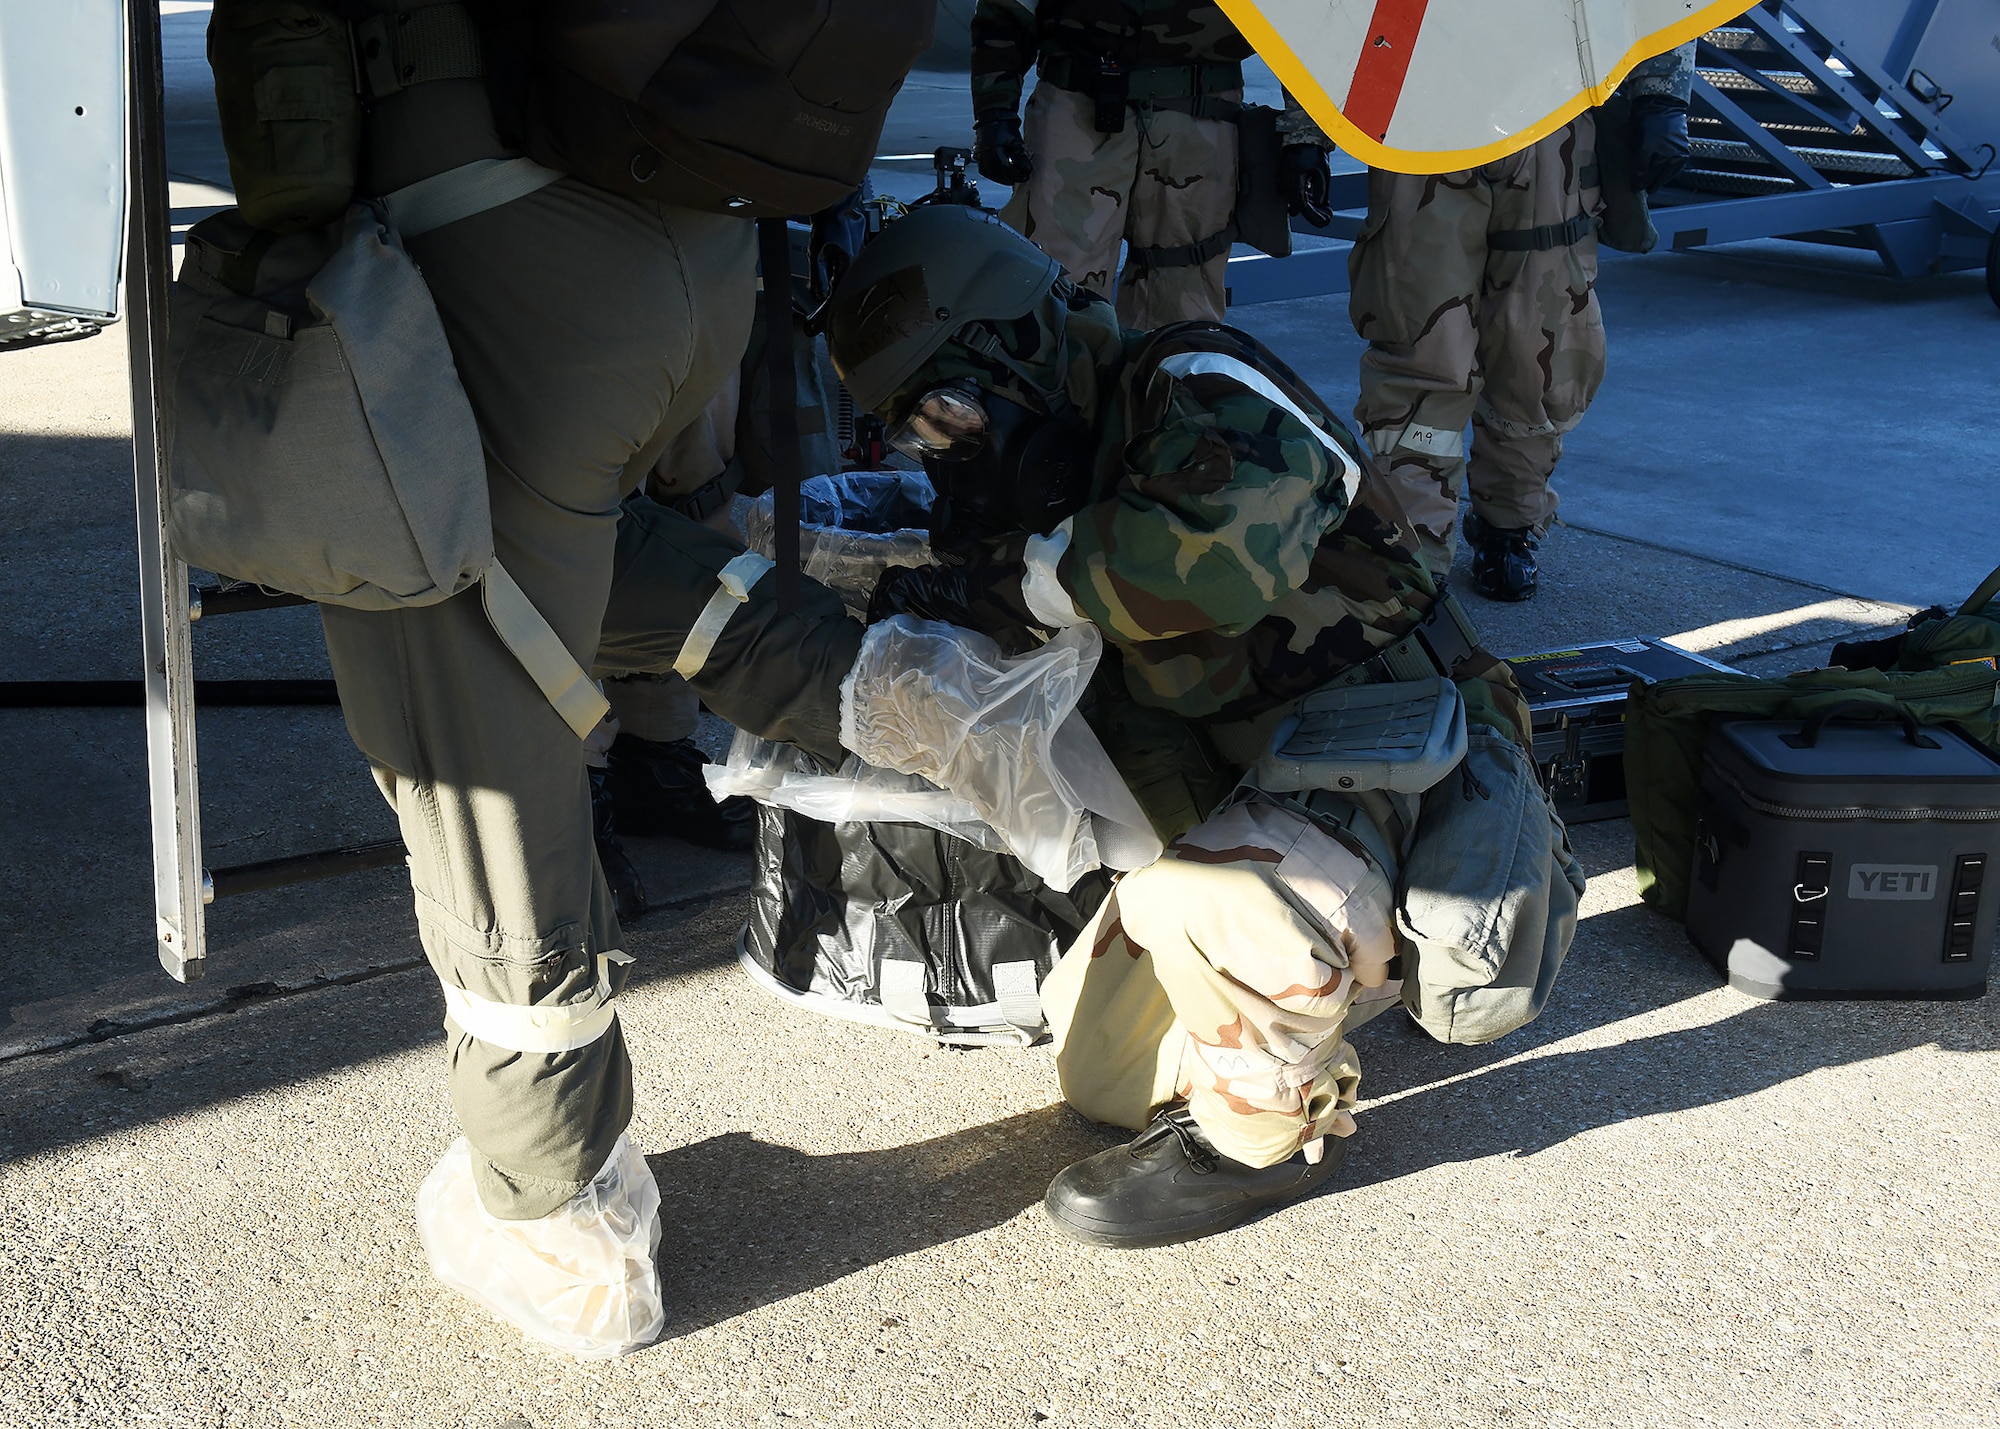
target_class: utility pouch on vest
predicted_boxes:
[166,161,611,740]
[207,0,363,233]
[1233,103,1291,259]
[1090,54,1132,133]
[1397,729,1585,1044]
[1256,679,1468,796]
[1590,93,1657,254]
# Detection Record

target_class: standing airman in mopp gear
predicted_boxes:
[825,206,1577,1248]
[971,0,1332,328]
[1349,44,1695,602]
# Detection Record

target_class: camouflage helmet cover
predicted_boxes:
[823,205,1061,414]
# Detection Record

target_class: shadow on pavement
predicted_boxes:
[647,1103,1114,1340]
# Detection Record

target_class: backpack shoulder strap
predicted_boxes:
[1959,558,2000,618]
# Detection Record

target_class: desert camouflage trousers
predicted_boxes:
[1349,117,1607,574]
[1002,81,1238,329]
[1042,798,1405,1167]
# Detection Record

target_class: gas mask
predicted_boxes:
[889,384,1094,559]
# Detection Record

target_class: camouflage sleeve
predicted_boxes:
[1057,374,1353,642]
[971,0,1040,124]
[1274,87,1333,149]
[1619,41,1696,105]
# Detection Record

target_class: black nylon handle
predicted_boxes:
[1794,700,1930,748]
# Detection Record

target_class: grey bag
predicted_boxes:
[1398,728,1586,1044]
[165,159,609,739]
[169,204,490,610]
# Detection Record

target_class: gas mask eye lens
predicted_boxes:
[888,387,989,460]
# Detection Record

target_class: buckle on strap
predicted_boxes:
[1126,226,1236,274]
[1486,211,1595,252]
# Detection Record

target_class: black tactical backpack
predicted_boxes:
[528,0,935,218]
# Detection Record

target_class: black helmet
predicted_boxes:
[822,206,1060,413]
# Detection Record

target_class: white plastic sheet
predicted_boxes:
[416,1132,664,1359]
[837,617,1162,889]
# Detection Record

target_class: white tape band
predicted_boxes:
[1021,518,1089,629]
[673,551,775,680]
[481,561,611,741]
[441,951,634,1055]
[1396,422,1467,458]
[1156,351,1361,506]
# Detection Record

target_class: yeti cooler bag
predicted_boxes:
[1685,711,2000,1000]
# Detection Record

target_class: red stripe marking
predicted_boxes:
[1343,0,1431,143]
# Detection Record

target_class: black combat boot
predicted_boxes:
[1464,510,1539,602]
[603,734,757,851]
[588,764,648,922]
[1043,1106,1352,1249]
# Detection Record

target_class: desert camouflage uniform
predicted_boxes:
[948,315,1531,1163]
[1348,118,1606,575]
[972,0,1254,327]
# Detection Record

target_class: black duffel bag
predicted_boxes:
[741,806,1114,1045]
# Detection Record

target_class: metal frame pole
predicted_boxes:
[125,0,206,983]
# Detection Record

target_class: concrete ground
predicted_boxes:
[2,11,1998,1428]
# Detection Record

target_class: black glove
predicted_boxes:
[1629,96,1690,194]
[1279,143,1332,227]
[974,115,1034,187]
[808,187,870,304]
[868,544,1033,631]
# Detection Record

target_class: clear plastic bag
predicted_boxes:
[416,1132,664,1359]
[704,729,1011,851]
[744,470,935,618]
[837,617,1162,890]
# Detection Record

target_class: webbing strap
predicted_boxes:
[1156,351,1360,506]
[1127,226,1236,273]
[878,960,932,1029]
[481,561,610,741]
[992,962,1046,1039]
[441,951,634,1055]
[673,552,775,680]
[1959,559,2000,617]
[1038,53,1243,108]
[1487,210,1595,252]
[381,157,563,239]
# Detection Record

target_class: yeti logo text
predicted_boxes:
[1848,865,1937,900]
[792,112,851,137]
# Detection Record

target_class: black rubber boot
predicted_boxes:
[588,764,648,922]
[1044,1106,1352,1249]
[1464,510,1539,602]
[603,734,757,851]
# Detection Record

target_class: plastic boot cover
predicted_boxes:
[416,1132,665,1358]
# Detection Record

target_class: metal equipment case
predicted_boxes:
[1506,639,1739,822]
[1686,717,2000,1000]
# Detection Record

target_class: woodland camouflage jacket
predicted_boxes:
[1050,322,1529,747]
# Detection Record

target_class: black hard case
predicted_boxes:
[1506,639,1739,822]
[1685,717,2000,1000]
